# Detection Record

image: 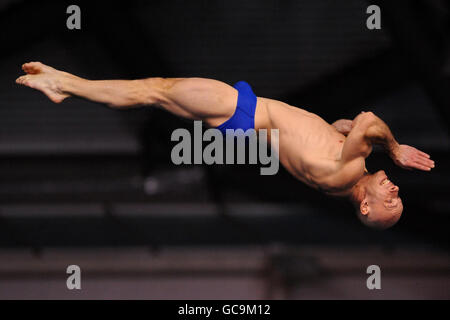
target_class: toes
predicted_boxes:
[15,75,27,84]
[22,63,34,74]
[22,65,36,74]
[22,61,43,74]
[15,75,33,87]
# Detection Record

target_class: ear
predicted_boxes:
[360,198,370,215]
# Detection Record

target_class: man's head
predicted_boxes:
[350,170,403,229]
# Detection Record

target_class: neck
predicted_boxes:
[348,172,370,204]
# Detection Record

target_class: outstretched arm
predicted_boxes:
[341,112,435,171]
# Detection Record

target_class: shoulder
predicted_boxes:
[321,157,366,194]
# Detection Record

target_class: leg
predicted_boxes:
[16,62,238,127]
[155,77,238,127]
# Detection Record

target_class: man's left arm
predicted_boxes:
[332,119,353,136]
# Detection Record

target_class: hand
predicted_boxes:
[391,144,435,171]
[332,119,353,136]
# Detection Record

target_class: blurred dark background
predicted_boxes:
[0,0,449,299]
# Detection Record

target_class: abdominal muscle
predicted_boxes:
[255,97,352,193]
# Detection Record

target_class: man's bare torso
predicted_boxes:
[255,97,366,196]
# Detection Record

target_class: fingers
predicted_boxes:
[413,159,433,171]
[405,145,434,170]
[413,149,434,168]
[419,151,430,158]
[410,155,434,171]
[414,147,430,159]
[411,163,432,171]
[342,120,352,131]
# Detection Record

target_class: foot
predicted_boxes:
[16,61,71,103]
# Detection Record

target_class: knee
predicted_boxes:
[145,77,180,92]
[142,77,181,105]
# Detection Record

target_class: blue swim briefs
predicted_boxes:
[216,81,257,135]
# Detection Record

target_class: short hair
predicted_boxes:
[355,207,402,230]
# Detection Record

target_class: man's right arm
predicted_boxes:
[341,112,434,171]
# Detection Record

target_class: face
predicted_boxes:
[361,170,403,228]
